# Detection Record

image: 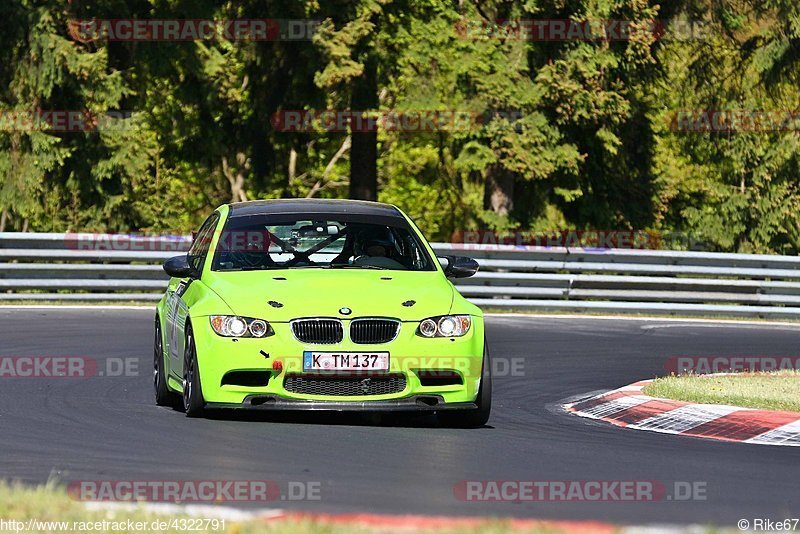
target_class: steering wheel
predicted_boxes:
[227,242,276,269]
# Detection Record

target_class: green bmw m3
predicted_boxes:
[155,199,491,427]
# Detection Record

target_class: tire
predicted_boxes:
[153,318,175,406]
[438,345,492,428]
[182,326,205,418]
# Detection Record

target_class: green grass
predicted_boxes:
[643,371,800,412]
[0,481,575,534]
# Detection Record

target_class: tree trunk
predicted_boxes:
[484,165,515,216]
[222,153,250,202]
[349,56,378,201]
[288,147,297,183]
[0,209,7,232]
[307,136,351,198]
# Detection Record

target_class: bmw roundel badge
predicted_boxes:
[339,307,352,315]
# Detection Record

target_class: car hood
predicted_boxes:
[204,269,454,322]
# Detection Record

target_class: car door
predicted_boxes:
[166,213,219,380]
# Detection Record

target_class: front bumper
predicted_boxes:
[188,315,485,408]
[206,395,478,412]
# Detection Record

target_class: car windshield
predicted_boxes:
[211,216,436,271]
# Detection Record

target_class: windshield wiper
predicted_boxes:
[218,266,269,271]
[326,264,387,270]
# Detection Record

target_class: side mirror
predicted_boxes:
[439,255,479,278]
[163,255,197,278]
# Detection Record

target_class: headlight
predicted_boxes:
[248,319,269,337]
[209,316,274,338]
[416,315,471,338]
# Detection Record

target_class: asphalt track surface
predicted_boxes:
[1,308,799,527]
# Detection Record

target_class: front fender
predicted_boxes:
[182,280,234,318]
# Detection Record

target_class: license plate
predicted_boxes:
[303,351,389,372]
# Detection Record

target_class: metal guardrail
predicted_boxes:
[2,232,800,318]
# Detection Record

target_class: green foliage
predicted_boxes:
[652,1,800,253]
[1,0,799,254]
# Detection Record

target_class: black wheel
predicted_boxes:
[439,345,492,428]
[153,318,175,406]
[182,327,205,417]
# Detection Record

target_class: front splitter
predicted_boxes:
[206,394,478,412]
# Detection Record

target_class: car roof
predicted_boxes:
[227,199,404,220]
